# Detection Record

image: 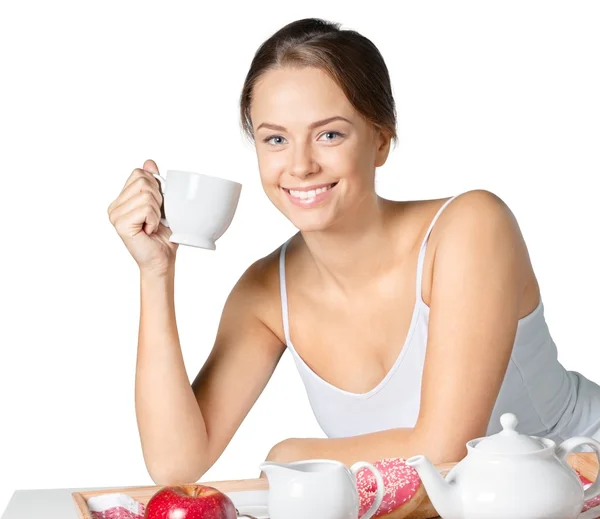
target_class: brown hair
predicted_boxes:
[239,18,398,148]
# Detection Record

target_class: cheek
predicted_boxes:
[257,153,285,186]
[331,147,369,182]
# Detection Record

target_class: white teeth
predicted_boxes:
[288,184,334,201]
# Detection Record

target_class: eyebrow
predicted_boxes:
[256,116,352,132]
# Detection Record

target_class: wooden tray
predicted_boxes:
[72,453,598,519]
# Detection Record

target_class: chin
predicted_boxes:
[293,218,334,233]
[292,205,368,233]
[281,203,341,232]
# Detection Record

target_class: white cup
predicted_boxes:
[152,170,242,250]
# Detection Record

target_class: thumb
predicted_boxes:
[143,159,159,175]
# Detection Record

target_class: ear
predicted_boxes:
[374,128,392,168]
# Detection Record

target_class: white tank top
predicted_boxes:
[278,194,600,442]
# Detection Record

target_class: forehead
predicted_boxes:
[251,66,355,127]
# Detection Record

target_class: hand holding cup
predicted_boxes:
[107,160,177,277]
[108,160,242,275]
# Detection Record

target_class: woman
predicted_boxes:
[107,18,600,485]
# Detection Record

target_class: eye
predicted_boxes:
[262,135,287,146]
[261,131,345,146]
[319,131,345,142]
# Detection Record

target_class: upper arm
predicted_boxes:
[414,190,535,462]
[191,257,286,472]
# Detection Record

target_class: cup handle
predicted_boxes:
[556,437,600,500]
[351,461,384,519]
[151,173,169,228]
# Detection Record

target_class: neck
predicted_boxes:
[300,194,401,295]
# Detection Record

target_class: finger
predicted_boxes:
[113,176,163,212]
[122,167,158,192]
[143,159,159,175]
[109,167,160,215]
[111,189,162,226]
[115,204,162,238]
[108,180,161,219]
[142,160,163,191]
[109,189,162,230]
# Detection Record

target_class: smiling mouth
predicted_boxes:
[282,182,338,202]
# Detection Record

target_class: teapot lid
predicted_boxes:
[475,413,546,453]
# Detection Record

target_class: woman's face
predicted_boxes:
[250,66,391,232]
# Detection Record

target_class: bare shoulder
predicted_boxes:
[234,245,281,295]
[225,238,292,345]
[386,190,517,253]
[420,189,539,314]
[428,189,522,247]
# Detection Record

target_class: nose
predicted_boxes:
[289,141,318,179]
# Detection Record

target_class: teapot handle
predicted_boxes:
[556,437,600,501]
[350,461,385,519]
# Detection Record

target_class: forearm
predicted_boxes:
[135,269,208,484]
[266,426,464,469]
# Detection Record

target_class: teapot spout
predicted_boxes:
[406,455,461,519]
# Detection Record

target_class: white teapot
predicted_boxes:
[406,413,600,519]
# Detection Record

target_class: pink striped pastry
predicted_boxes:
[578,473,600,514]
[356,457,427,519]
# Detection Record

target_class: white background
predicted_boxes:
[1,0,599,513]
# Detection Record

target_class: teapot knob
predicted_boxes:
[477,412,543,452]
[500,413,519,433]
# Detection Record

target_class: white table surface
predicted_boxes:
[1,486,270,519]
[2,486,117,519]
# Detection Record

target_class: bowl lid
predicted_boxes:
[475,413,546,453]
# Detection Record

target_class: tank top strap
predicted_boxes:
[279,237,293,345]
[414,194,462,303]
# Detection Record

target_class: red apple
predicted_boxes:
[144,484,238,519]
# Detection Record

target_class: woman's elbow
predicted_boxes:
[147,462,207,487]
